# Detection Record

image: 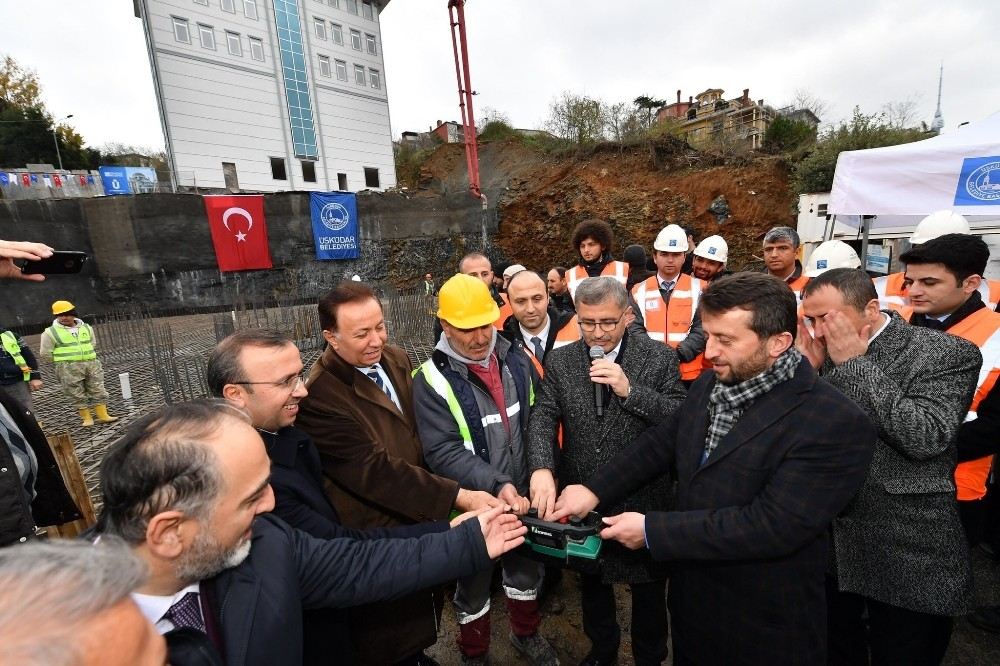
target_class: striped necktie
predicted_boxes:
[530,336,544,363]
[366,367,392,401]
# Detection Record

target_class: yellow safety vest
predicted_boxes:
[0,331,31,381]
[46,323,97,363]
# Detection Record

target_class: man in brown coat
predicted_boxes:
[297,281,500,665]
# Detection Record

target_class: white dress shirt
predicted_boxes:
[133,582,202,635]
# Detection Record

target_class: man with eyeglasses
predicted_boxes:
[527,276,685,666]
[294,282,501,665]
[413,273,558,666]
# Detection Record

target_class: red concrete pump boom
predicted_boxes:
[447,0,486,207]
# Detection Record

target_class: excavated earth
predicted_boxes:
[409,138,798,271]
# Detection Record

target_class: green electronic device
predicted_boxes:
[520,509,604,564]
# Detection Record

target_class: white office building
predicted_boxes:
[134,0,395,192]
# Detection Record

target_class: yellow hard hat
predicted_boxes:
[51,300,76,315]
[437,274,500,329]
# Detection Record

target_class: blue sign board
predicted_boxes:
[98,166,159,196]
[310,192,360,260]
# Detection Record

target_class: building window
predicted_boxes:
[244,0,258,20]
[364,167,379,188]
[198,24,215,49]
[302,161,317,183]
[337,173,348,190]
[221,0,236,13]
[172,17,191,43]
[354,64,365,85]
[249,36,264,61]
[330,22,343,45]
[328,0,340,8]
[226,31,242,56]
[365,33,376,55]
[270,157,287,180]
[363,2,374,20]
[347,0,358,14]
[313,17,327,40]
[335,59,348,81]
[350,29,361,50]
[369,68,380,89]
[318,54,332,77]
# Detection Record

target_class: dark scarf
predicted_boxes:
[582,251,614,278]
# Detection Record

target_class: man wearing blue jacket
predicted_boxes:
[95,399,526,666]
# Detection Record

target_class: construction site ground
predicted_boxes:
[22,303,1000,666]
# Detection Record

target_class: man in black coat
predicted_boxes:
[208,329,453,665]
[0,390,80,547]
[95,399,527,666]
[555,273,876,665]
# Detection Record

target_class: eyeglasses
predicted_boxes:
[578,310,628,332]
[232,374,307,391]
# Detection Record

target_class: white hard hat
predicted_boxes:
[653,224,689,252]
[804,240,862,277]
[910,210,970,245]
[692,235,728,264]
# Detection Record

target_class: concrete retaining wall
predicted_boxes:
[1,191,500,330]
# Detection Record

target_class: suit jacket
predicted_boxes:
[822,312,980,615]
[0,391,80,546]
[527,332,686,583]
[202,513,491,666]
[296,344,459,663]
[260,425,449,666]
[585,357,875,665]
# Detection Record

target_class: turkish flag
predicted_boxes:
[203,195,273,272]
[21,174,30,186]
[53,174,62,187]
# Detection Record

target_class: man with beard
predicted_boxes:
[547,267,575,314]
[690,235,730,283]
[501,270,579,373]
[566,219,629,299]
[554,273,875,664]
[95,399,528,666]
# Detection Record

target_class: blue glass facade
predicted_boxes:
[272,0,318,159]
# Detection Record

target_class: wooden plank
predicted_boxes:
[39,432,96,538]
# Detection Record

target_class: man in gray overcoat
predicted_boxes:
[528,277,686,666]
[799,267,982,665]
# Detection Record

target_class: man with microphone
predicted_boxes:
[527,276,685,666]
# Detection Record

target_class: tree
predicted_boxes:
[0,54,42,110]
[543,91,607,145]
[605,101,644,142]
[0,53,96,169]
[792,106,928,193]
[790,89,829,123]
[99,142,168,171]
[633,95,667,130]
[763,115,817,154]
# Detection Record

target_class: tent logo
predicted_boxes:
[956,157,1000,205]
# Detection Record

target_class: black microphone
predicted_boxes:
[590,345,605,417]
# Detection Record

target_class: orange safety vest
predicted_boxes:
[631,273,706,381]
[948,308,1000,501]
[567,260,629,299]
[524,316,580,450]
[786,274,811,299]
[494,293,513,330]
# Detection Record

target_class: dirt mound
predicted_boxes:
[415,139,797,271]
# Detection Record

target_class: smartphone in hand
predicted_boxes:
[19,251,88,275]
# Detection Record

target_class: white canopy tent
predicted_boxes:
[829,111,1000,218]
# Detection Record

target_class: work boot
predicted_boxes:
[509,632,559,666]
[94,404,119,423]
[457,612,491,664]
[78,407,94,427]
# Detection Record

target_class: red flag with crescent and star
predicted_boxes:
[203,195,273,272]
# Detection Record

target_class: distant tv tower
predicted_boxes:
[931,63,944,132]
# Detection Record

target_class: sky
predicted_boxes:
[1,0,997,152]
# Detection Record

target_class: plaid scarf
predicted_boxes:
[701,347,802,465]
